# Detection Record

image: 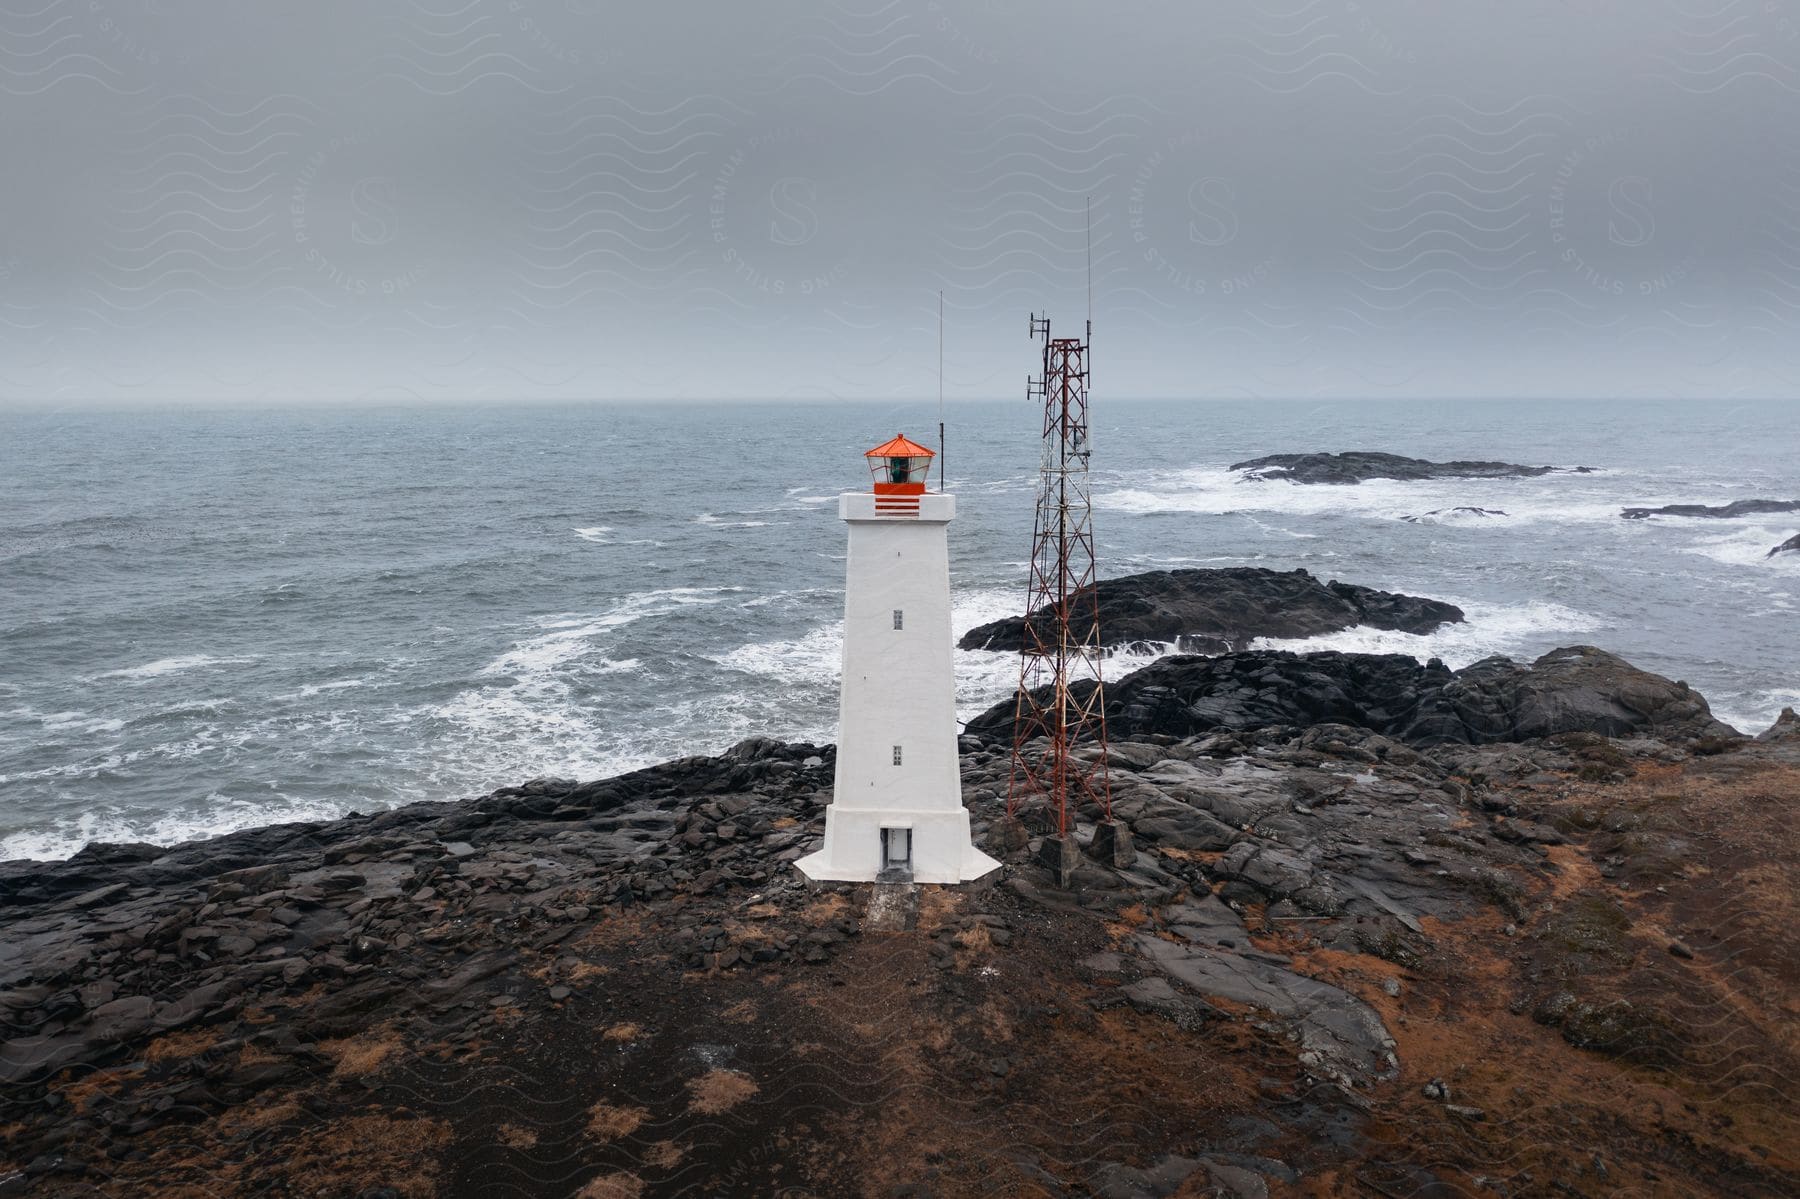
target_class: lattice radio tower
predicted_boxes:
[1006,311,1113,842]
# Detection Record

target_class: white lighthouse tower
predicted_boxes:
[796,434,1001,885]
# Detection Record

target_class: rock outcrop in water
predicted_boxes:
[1758,706,1800,741]
[1400,506,1508,523]
[1621,498,1800,520]
[1230,451,1591,485]
[1767,532,1800,557]
[0,651,1793,1197]
[967,645,1740,746]
[957,567,1464,655]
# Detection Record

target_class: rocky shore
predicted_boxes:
[2,650,1796,1197]
[957,567,1463,655]
[1229,452,1592,485]
[967,645,1739,748]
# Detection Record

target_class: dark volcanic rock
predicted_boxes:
[1621,499,1800,520]
[0,666,1790,1196]
[1767,533,1800,558]
[967,645,1740,746]
[957,568,1463,654]
[1230,451,1589,485]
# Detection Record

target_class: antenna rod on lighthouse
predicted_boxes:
[1085,195,1093,389]
[937,290,946,492]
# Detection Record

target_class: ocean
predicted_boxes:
[2,398,1796,860]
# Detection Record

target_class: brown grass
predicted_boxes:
[317,1029,403,1078]
[585,1102,648,1141]
[575,1174,644,1199]
[916,885,964,931]
[280,1113,452,1199]
[564,960,611,983]
[686,1069,758,1115]
[801,893,851,923]
[497,1123,538,1149]
[142,1027,223,1064]
[721,998,759,1024]
[216,1100,305,1134]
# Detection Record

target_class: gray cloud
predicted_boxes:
[2,0,1798,401]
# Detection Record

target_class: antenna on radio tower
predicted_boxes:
[1085,194,1093,399]
[937,290,946,491]
[1002,299,1131,887]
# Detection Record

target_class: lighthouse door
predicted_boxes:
[881,827,912,874]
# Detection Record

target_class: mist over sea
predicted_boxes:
[2,398,1795,860]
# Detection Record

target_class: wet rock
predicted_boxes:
[1401,507,1508,523]
[1232,451,1587,485]
[1088,1154,1205,1198]
[87,995,157,1042]
[1135,933,1397,1087]
[1757,707,1800,742]
[0,1035,89,1085]
[1622,499,1800,520]
[958,567,1461,654]
[969,645,1739,747]
[1767,532,1800,558]
[1166,895,1247,948]
[1202,1161,1270,1199]
[69,883,129,909]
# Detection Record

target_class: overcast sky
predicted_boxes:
[2,1,1798,401]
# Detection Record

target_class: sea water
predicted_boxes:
[2,398,1795,859]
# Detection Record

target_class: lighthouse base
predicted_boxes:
[796,807,1001,885]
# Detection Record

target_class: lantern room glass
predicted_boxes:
[873,456,930,487]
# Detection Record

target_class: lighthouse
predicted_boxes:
[796,434,1001,885]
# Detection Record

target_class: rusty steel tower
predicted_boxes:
[1006,313,1117,861]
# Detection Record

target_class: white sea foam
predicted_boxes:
[422,589,737,791]
[97,655,256,681]
[1679,525,1800,571]
[0,791,354,862]
[291,678,370,699]
[717,623,841,687]
[572,526,613,542]
[481,589,736,679]
[1250,598,1606,669]
[737,587,832,610]
[3,730,222,784]
[426,687,649,778]
[717,584,1173,727]
[11,709,127,736]
[1712,687,1800,737]
[695,512,776,529]
[1096,465,1630,527]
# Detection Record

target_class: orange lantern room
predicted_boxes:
[865,433,935,495]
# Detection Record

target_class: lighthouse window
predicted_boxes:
[892,609,904,630]
[892,745,903,766]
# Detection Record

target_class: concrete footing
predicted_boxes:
[1087,820,1136,869]
[864,882,919,932]
[1036,834,1082,888]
